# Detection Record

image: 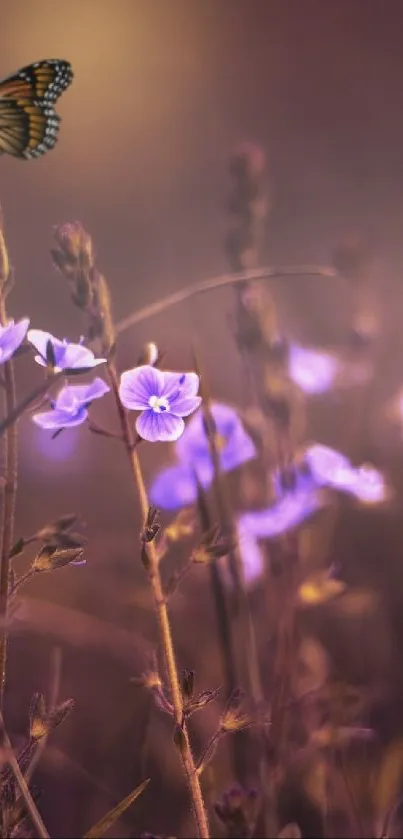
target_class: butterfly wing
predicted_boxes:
[0,59,73,102]
[0,59,73,159]
[0,99,60,159]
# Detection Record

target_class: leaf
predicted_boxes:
[32,546,85,572]
[29,692,47,740]
[9,537,25,559]
[45,339,56,369]
[83,779,150,838]
[36,514,77,540]
[47,698,75,732]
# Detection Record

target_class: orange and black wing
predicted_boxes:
[0,59,73,103]
[0,99,61,159]
[0,59,73,160]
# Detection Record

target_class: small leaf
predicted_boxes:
[184,687,220,718]
[47,698,75,732]
[50,531,88,549]
[33,546,85,572]
[36,514,78,542]
[9,537,25,559]
[45,339,56,369]
[29,693,47,740]
[83,779,150,839]
[181,669,195,699]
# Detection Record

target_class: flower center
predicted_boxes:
[149,395,170,413]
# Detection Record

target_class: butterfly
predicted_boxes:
[0,59,73,160]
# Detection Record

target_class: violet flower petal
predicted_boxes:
[238,490,325,540]
[150,465,200,509]
[136,409,185,442]
[289,344,340,395]
[55,377,109,410]
[0,318,30,363]
[119,365,165,410]
[33,406,88,429]
[162,371,200,400]
[58,343,106,369]
[236,520,265,586]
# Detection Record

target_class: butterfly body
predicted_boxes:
[0,59,73,160]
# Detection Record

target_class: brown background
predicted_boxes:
[1,2,403,836]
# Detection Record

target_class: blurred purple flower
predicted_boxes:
[119,365,201,442]
[150,464,204,510]
[0,318,29,363]
[288,343,341,395]
[27,329,106,371]
[239,490,325,542]
[236,521,265,586]
[149,403,257,509]
[236,486,326,586]
[177,402,256,472]
[284,443,388,504]
[33,377,110,430]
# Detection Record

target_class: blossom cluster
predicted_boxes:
[0,316,391,589]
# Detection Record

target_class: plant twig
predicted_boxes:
[25,646,62,785]
[0,711,50,839]
[0,229,17,708]
[106,360,210,839]
[115,265,336,334]
[0,370,64,440]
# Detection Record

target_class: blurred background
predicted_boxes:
[2,1,403,836]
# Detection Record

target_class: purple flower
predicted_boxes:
[239,490,325,542]
[27,329,106,371]
[149,403,257,509]
[286,443,388,504]
[119,365,201,442]
[235,487,326,587]
[236,521,265,587]
[33,377,110,430]
[150,464,204,510]
[288,343,341,395]
[0,318,29,363]
[176,402,256,472]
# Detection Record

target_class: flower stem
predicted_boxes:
[0,370,64,440]
[0,287,17,710]
[115,265,336,334]
[107,361,210,839]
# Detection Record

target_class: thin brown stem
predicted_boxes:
[115,265,336,334]
[0,711,50,839]
[0,290,17,710]
[107,361,210,839]
[0,370,64,440]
